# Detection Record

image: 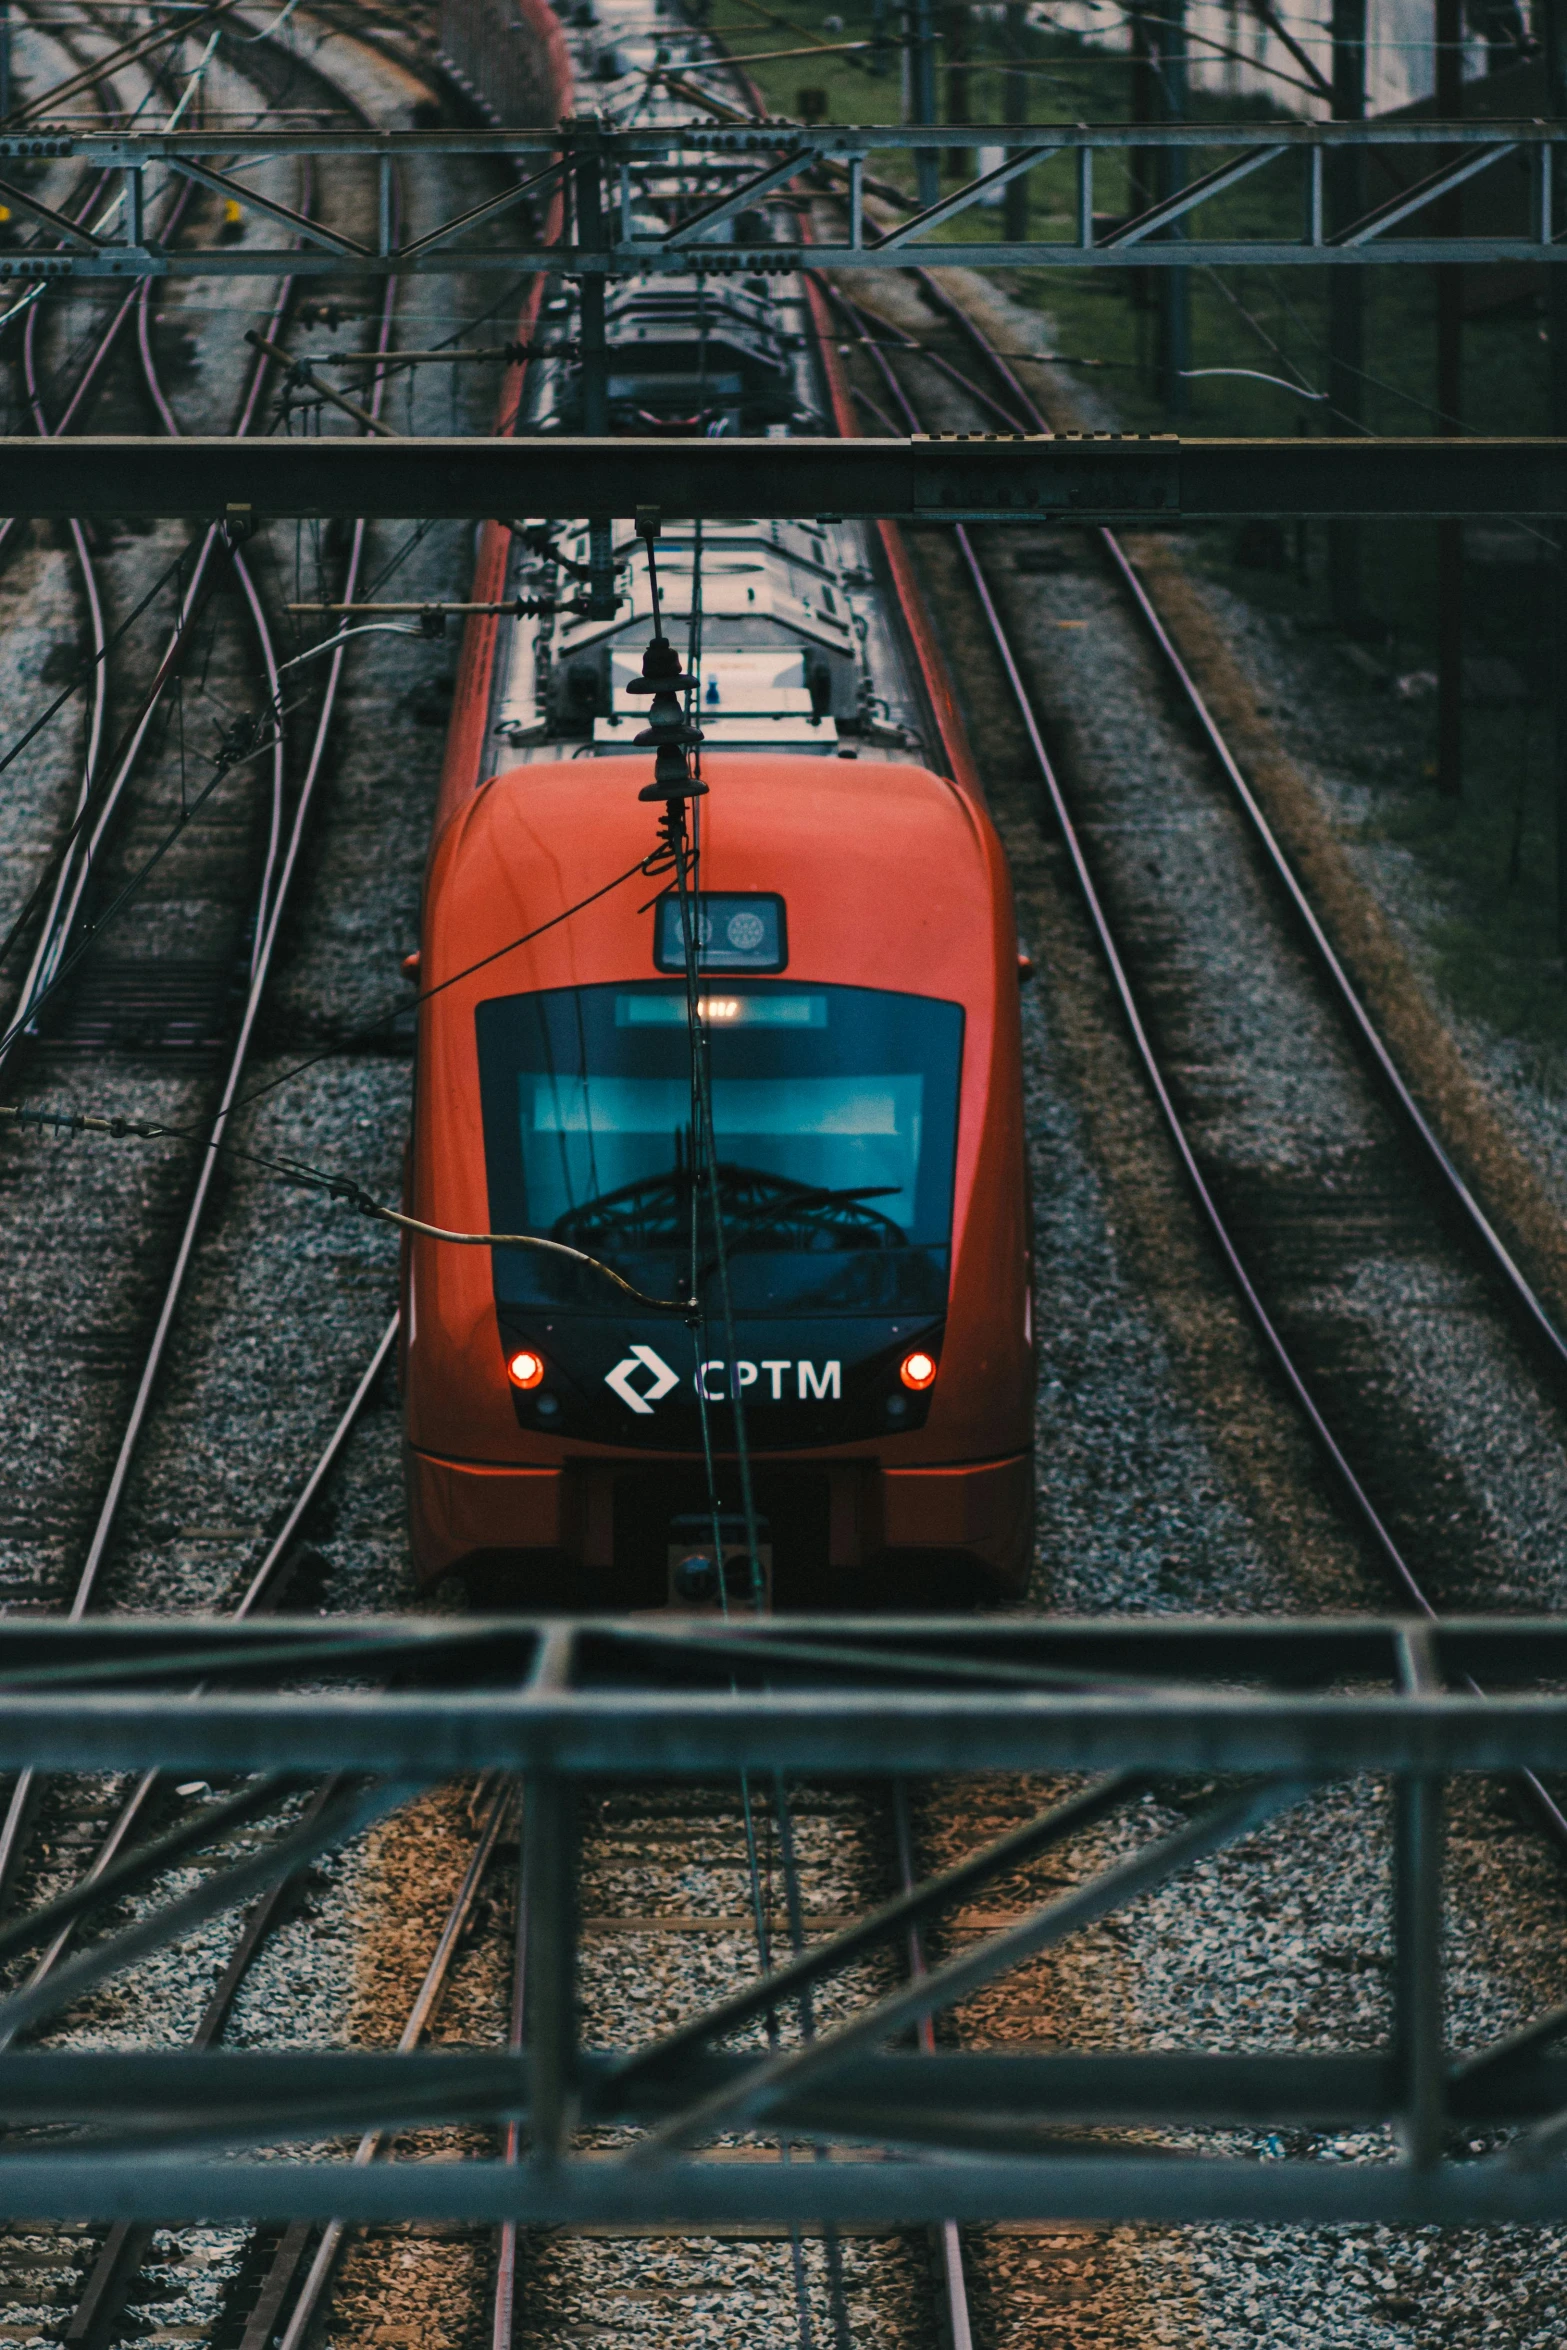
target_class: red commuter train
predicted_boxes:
[403,0,1034,1606]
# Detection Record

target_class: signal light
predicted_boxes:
[899,1350,937,1391]
[507,1348,546,1390]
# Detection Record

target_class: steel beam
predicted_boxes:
[0,1617,1564,2225]
[0,434,1559,520]
[0,1613,1562,1775]
[8,2047,1567,2140]
[3,2151,1567,2226]
[0,121,1553,159]
[0,236,1558,279]
[0,120,1550,277]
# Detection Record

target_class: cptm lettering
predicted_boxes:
[696,1360,842,1402]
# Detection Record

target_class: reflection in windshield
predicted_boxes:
[475,982,963,1315]
[554,1165,904,1256]
[525,1073,925,1239]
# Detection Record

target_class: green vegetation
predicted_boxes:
[720,0,1567,1051]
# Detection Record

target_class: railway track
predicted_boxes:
[812,248,1567,2340]
[2,16,1566,2350]
[0,13,984,2350]
[0,0,521,1621]
[0,18,936,2350]
[0,9,534,2348]
[833,262,1567,1614]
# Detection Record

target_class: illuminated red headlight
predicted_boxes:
[899,1350,938,1391]
[507,1348,546,1391]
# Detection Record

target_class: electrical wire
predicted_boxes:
[0,544,192,979]
[1180,364,1327,397]
[223,850,660,1122]
[0,1099,694,1311]
[651,503,839,2350]
[0,835,693,1310]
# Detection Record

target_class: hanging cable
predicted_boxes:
[0,1102,693,1313]
[226,852,660,1121]
[636,515,817,2347]
[628,509,768,1612]
[0,543,195,981]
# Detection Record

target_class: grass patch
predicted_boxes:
[728,2,1565,1056]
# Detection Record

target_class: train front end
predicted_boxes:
[403,748,1033,1606]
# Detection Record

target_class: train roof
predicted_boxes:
[425,753,1008,1009]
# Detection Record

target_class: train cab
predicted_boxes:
[402,743,1035,1606]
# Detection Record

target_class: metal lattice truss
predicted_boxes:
[3,1615,1567,2224]
[0,118,1561,278]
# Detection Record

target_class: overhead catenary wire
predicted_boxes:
[227,848,663,1119]
[891,266,1567,1854]
[0,861,701,1317]
[0,70,407,1944]
[0,541,191,980]
[648,519,828,2348]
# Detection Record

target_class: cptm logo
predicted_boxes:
[605,1346,841,1416]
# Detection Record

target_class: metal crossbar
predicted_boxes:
[0,435,1558,520]
[0,118,1553,277]
[0,1615,1565,2222]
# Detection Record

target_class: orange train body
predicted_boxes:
[404,0,1033,1605]
[403,745,1034,1604]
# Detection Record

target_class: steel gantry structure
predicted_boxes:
[0,1613,1565,2223]
[0,117,1560,279]
[0,433,1563,518]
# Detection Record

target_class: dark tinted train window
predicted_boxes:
[474,981,963,1314]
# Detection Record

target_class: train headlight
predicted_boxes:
[507,1348,546,1390]
[899,1350,938,1391]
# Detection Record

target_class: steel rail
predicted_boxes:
[0,28,401,1921]
[134,177,301,968]
[264,1781,516,2350]
[40,1299,395,2350]
[913,265,1567,1385]
[36,24,435,2341]
[837,292,1427,1597]
[0,0,147,1076]
[3,0,248,126]
[0,14,213,1909]
[890,1781,973,2350]
[51,142,399,1621]
[58,1772,346,2350]
[0,18,435,2344]
[0,308,293,1910]
[0,0,259,1066]
[4,1313,396,2026]
[848,266,1567,1856]
[489,1774,527,2350]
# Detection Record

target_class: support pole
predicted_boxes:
[908,0,940,207]
[942,1,970,179]
[1435,0,1464,798]
[523,1776,575,2163]
[1003,0,1027,244]
[1393,1774,1445,2166]
[1327,0,1367,634]
[0,4,11,124]
[1128,4,1156,368]
[575,128,617,621]
[1549,0,1567,955]
[1154,0,1190,418]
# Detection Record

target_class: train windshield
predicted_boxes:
[475,981,963,1314]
